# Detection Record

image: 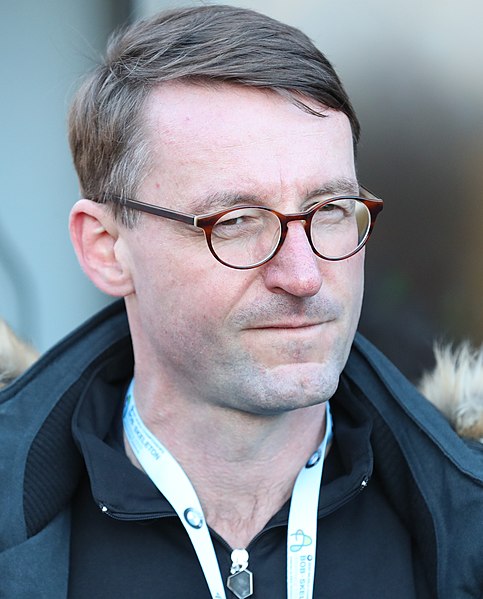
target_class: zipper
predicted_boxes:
[316,474,370,519]
[211,474,371,555]
[97,502,177,522]
[99,474,371,554]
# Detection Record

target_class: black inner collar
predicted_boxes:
[72,374,373,523]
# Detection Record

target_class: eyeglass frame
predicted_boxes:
[101,187,383,270]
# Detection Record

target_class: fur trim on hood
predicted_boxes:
[0,319,38,389]
[419,343,483,443]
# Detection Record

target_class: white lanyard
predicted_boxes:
[287,401,333,599]
[123,379,332,599]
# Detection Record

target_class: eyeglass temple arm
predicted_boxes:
[121,198,196,225]
[357,186,384,236]
[359,185,381,201]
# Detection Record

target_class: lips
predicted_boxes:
[247,321,327,330]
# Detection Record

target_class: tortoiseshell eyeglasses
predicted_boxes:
[105,188,383,270]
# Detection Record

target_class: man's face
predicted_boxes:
[122,83,364,414]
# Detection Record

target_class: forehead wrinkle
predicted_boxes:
[152,129,330,155]
[211,129,333,151]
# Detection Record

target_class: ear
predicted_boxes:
[69,199,134,297]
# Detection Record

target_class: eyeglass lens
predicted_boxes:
[210,199,370,268]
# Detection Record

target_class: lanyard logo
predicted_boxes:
[289,529,313,552]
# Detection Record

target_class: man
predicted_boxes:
[0,5,481,598]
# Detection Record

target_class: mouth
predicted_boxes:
[247,321,327,331]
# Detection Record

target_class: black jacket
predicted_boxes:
[0,300,482,598]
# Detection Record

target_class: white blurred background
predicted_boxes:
[1,0,482,379]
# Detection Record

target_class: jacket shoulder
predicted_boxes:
[0,300,131,550]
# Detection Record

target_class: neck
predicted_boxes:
[124,379,327,549]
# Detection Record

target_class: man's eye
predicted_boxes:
[320,199,355,215]
[213,210,266,239]
[214,216,259,235]
[217,216,246,227]
[316,203,345,217]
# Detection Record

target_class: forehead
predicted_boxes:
[141,83,356,208]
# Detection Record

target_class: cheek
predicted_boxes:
[330,252,365,318]
[349,252,365,295]
[131,238,251,328]
[345,253,365,320]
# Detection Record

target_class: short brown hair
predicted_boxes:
[69,4,360,225]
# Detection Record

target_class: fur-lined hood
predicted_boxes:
[0,319,38,389]
[1,317,481,442]
[419,343,483,444]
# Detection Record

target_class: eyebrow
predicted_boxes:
[188,191,259,215]
[306,177,360,200]
[187,177,360,215]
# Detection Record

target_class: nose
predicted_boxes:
[261,221,323,297]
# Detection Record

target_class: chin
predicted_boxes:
[239,361,343,415]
